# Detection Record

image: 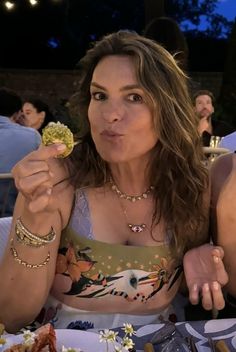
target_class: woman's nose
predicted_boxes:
[102,101,124,122]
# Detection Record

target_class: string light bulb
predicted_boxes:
[4,1,15,10]
[29,0,38,6]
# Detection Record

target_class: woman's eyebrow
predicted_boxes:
[90,82,142,92]
[90,82,107,90]
[120,84,142,91]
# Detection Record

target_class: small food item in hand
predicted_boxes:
[42,122,74,158]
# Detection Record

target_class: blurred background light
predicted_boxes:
[4,1,15,10]
[29,0,39,6]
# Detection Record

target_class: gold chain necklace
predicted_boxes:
[110,177,154,203]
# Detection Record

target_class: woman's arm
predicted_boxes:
[211,152,236,298]
[183,179,228,311]
[0,144,74,333]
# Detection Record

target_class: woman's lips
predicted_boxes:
[100,130,124,140]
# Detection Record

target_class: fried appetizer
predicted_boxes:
[42,122,74,158]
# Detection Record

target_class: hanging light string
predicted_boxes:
[3,0,40,11]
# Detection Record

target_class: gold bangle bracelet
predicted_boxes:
[10,240,50,269]
[15,217,56,248]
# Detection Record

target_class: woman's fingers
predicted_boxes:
[28,188,53,213]
[212,253,229,286]
[11,144,67,213]
[211,281,225,310]
[12,143,66,179]
[201,281,225,311]
[190,281,225,311]
[18,171,53,195]
[201,283,213,310]
[12,143,66,191]
[212,246,224,260]
[31,143,67,160]
[189,284,200,305]
[12,159,49,180]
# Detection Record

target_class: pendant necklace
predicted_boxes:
[123,205,147,233]
[110,177,154,233]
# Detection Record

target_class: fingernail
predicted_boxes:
[213,255,219,263]
[56,144,66,151]
[203,283,209,292]
[213,281,219,290]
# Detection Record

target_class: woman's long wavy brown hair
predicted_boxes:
[67,31,209,259]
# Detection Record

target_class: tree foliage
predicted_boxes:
[164,0,233,38]
[218,21,236,128]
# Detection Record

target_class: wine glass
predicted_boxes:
[209,135,222,162]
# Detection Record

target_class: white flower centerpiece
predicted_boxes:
[99,323,136,351]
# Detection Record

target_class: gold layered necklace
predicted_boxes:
[110,177,154,203]
[110,177,154,233]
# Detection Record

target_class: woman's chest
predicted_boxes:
[88,188,166,246]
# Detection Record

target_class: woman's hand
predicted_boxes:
[12,143,67,214]
[183,244,228,310]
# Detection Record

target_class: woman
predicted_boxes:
[0,31,227,333]
[210,151,236,318]
[22,98,56,134]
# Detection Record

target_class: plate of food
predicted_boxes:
[2,324,123,352]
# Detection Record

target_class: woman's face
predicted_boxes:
[22,102,45,130]
[88,55,158,164]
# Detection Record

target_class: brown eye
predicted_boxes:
[128,93,143,103]
[91,92,107,101]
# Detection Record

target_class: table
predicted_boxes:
[123,318,236,351]
[1,319,236,351]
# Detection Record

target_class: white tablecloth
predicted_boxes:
[0,216,12,260]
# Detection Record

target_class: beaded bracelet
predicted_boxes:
[15,217,56,248]
[10,240,50,269]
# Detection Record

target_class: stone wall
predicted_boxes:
[0,69,78,108]
[0,68,223,108]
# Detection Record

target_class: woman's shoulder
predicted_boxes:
[210,153,234,204]
[210,153,233,183]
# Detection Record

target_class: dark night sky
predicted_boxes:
[0,0,235,71]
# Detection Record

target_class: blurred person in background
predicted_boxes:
[0,88,41,217]
[22,98,56,134]
[193,90,234,146]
